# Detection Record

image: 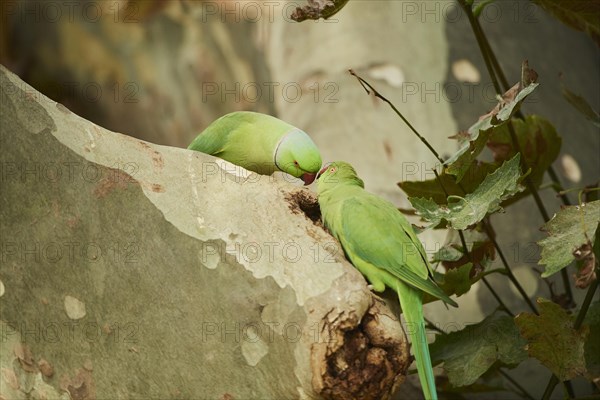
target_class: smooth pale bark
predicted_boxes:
[0,65,409,399]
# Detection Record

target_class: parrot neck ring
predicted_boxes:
[273,135,286,173]
[273,130,301,174]
[273,129,318,185]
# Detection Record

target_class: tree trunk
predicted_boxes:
[0,65,409,400]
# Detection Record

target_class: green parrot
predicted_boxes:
[188,111,322,184]
[317,161,458,400]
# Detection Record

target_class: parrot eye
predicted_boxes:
[330,167,336,173]
[294,160,299,166]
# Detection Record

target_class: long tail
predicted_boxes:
[395,279,437,400]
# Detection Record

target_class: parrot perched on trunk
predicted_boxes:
[188,111,322,185]
[317,161,458,400]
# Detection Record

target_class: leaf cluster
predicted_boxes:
[304,0,600,397]
[393,32,599,400]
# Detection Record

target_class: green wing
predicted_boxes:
[339,193,457,306]
[187,112,291,175]
[187,113,239,155]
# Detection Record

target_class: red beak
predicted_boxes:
[302,172,317,185]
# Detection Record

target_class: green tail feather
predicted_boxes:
[395,280,437,400]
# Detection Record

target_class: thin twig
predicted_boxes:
[350,70,521,317]
[434,170,515,316]
[499,369,537,400]
[481,268,508,277]
[460,0,550,224]
[460,0,575,307]
[481,220,539,314]
[349,69,444,164]
[557,186,600,197]
[473,0,580,210]
[574,273,599,330]
[541,375,559,399]
[542,171,573,325]
[470,4,510,91]
[542,246,599,399]
[424,317,444,334]
[457,0,502,94]
[467,4,579,391]
[547,163,572,206]
[465,0,552,225]
[507,122,551,222]
[481,278,514,317]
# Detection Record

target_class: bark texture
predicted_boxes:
[0,65,409,399]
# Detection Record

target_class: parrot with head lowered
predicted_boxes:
[317,161,458,400]
[188,111,322,185]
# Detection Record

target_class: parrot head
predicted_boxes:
[274,128,322,185]
[316,161,365,194]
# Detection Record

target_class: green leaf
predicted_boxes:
[427,230,494,300]
[399,162,498,205]
[445,77,539,182]
[437,371,507,396]
[410,154,524,230]
[487,115,562,194]
[561,84,600,128]
[432,245,464,263]
[538,200,600,277]
[515,298,588,381]
[438,239,495,274]
[430,312,527,387]
[409,197,441,226]
[445,128,494,183]
[432,229,495,267]
[583,301,600,383]
[437,262,475,297]
[401,115,560,210]
[532,0,600,46]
